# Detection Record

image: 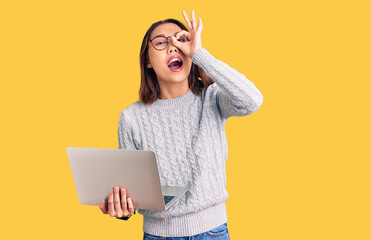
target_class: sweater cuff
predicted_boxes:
[191,47,218,70]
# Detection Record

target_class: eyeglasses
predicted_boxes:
[149,32,189,51]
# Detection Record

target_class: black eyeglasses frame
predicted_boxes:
[149,32,188,51]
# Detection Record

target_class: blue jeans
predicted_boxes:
[143,223,230,240]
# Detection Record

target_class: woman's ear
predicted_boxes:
[147,63,152,68]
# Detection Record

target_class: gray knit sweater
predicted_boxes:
[118,47,263,237]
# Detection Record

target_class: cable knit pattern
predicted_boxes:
[118,47,263,237]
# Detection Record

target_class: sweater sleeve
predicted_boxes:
[118,110,138,150]
[116,110,137,221]
[191,47,263,119]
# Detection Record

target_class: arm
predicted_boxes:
[192,47,264,119]
[118,110,138,150]
[117,110,137,220]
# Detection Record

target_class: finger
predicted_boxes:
[114,186,122,212]
[114,186,123,216]
[121,187,128,213]
[197,17,203,33]
[127,197,135,215]
[191,10,197,31]
[175,30,191,41]
[170,35,182,49]
[171,31,191,47]
[99,200,108,214]
[182,10,192,31]
[108,188,116,216]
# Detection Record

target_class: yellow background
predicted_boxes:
[1,0,370,239]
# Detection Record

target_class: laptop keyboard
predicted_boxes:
[163,195,175,205]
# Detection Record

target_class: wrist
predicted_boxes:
[191,47,202,58]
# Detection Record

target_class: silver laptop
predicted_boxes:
[66,147,189,211]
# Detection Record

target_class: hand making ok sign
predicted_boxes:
[171,10,203,58]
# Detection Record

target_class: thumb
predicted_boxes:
[171,36,182,49]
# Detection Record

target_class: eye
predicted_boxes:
[155,42,165,46]
[178,37,188,42]
[154,39,166,46]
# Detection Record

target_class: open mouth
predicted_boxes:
[168,58,183,72]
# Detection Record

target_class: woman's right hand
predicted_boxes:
[99,185,135,218]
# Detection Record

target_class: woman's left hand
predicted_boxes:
[171,10,203,58]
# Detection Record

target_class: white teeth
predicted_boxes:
[168,58,182,65]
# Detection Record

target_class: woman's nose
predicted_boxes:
[169,48,177,53]
[167,38,178,53]
[168,44,178,53]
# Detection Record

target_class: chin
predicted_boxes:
[169,74,189,83]
[167,68,191,82]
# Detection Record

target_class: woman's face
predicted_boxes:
[147,23,192,86]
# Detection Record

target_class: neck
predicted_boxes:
[158,82,190,100]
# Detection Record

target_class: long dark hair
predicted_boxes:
[139,18,214,104]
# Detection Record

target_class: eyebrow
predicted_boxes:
[152,31,180,39]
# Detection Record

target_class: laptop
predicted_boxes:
[66,147,189,211]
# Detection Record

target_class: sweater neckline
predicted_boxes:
[152,88,195,109]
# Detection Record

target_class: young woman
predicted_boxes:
[99,10,263,239]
